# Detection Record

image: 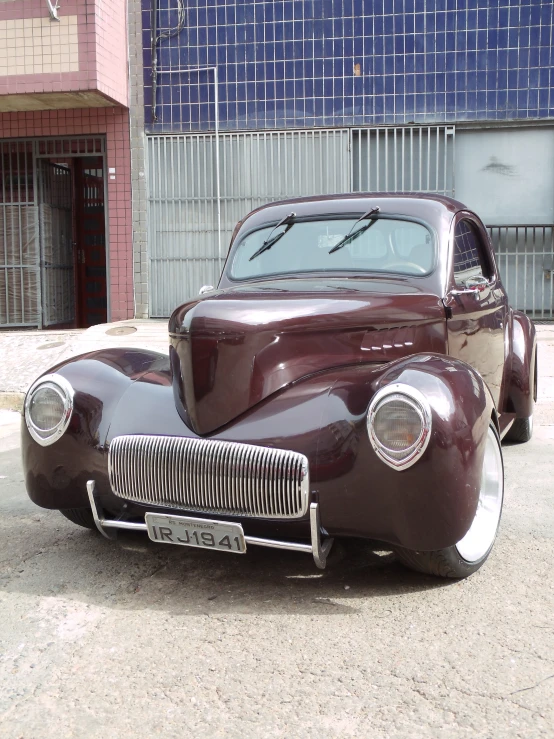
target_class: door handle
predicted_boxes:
[450,287,480,296]
[450,275,490,297]
[467,275,489,285]
[465,275,490,291]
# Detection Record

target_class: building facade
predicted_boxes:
[132,0,554,320]
[2,1,553,329]
[0,0,134,329]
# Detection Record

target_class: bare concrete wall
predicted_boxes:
[128,0,148,318]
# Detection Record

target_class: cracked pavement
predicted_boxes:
[0,327,553,738]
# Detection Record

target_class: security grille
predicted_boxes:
[489,225,554,319]
[0,140,39,327]
[0,136,106,328]
[351,125,455,195]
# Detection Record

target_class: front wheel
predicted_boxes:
[395,423,504,578]
[60,507,97,530]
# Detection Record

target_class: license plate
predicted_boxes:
[145,513,246,554]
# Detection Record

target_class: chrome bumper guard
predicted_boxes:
[86,480,334,569]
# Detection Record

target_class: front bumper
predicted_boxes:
[23,351,493,552]
[86,480,334,569]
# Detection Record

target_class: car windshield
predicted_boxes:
[230,217,435,280]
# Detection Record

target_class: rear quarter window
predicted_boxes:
[453,220,491,285]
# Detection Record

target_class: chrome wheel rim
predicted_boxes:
[455,426,503,563]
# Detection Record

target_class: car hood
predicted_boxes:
[169,278,447,435]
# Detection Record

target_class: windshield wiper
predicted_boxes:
[328,206,380,254]
[249,212,296,261]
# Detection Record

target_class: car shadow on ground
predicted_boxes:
[2,518,456,616]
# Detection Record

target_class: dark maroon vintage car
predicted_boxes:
[22,194,537,578]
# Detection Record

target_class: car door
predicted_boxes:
[444,213,508,408]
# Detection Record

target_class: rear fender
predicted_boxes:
[505,310,537,417]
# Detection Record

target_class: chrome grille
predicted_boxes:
[108,435,310,519]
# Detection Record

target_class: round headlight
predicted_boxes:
[368,385,432,470]
[25,374,74,446]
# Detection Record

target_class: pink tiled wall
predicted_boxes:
[0,107,134,321]
[95,0,129,105]
[0,0,128,106]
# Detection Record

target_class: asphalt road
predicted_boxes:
[1,335,553,738]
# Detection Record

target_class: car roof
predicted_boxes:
[236,192,468,236]
[254,191,466,212]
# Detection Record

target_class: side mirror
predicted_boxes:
[199,285,214,295]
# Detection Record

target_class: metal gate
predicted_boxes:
[37,161,75,327]
[147,129,350,316]
[0,136,106,328]
[489,225,554,319]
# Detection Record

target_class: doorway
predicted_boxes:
[37,156,107,328]
[37,160,74,327]
[0,136,108,329]
[74,157,107,327]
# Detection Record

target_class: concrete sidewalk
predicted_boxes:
[0,319,169,412]
[0,320,553,414]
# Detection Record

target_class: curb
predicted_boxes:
[0,392,24,413]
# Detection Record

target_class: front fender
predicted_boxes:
[22,348,170,510]
[313,353,494,549]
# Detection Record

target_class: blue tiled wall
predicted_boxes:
[142,0,554,132]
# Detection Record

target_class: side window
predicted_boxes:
[453,220,489,285]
